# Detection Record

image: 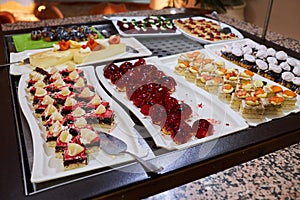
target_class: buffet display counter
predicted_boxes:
[0,8,299,200]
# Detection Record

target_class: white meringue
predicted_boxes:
[275,51,288,60]
[280,62,291,71]
[292,66,300,76]
[256,50,267,59]
[282,72,295,82]
[267,48,276,56]
[232,47,243,57]
[244,54,255,63]
[269,64,282,73]
[267,57,278,65]
[292,77,300,86]
[256,59,268,70]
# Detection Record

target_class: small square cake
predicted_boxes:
[63,143,88,170]
[261,96,285,115]
[240,96,264,120]
[230,89,250,111]
[277,90,297,110]
[218,83,235,103]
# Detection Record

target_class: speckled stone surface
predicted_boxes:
[145,143,300,199]
[1,8,300,199]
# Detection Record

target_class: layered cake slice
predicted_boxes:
[63,143,88,170]
[261,96,285,115]
[240,96,264,120]
[278,90,297,110]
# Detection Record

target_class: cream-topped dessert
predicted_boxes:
[29,36,126,69]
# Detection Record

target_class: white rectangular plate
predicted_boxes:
[109,16,182,37]
[173,16,244,44]
[18,66,152,183]
[180,47,300,126]
[10,37,152,76]
[95,56,249,150]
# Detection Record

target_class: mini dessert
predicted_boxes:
[239,69,254,84]
[55,129,74,158]
[73,128,100,152]
[224,68,239,88]
[63,143,88,170]
[261,96,284,115]
[253,88,267,99]
[218,83,235,103]
[174,60,189,75]
[240,54,256,69]
[240,96,264,120]
[278,90,297,110]
[46,120,65,147]
[205,76,223,95]
[264,84,283,97]
[281,71,295,88]
[196,72,212,89]
[192,119,213,139]
[230,89,250,111]
[264,64,282,82]
[184,65,199,82]
[87,104,115,129]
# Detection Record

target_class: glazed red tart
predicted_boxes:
[63,143,88,170]
[192,119,213,139]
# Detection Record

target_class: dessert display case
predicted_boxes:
[1,11,300,200]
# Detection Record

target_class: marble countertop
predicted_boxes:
[2,8,300,199]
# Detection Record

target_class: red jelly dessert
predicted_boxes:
[192,119,213,139]
[171,121,194,145]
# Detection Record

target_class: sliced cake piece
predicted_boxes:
[63,143,88,170]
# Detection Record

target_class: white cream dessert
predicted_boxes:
[29,36,126,69]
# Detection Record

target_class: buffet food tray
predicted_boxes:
[160,49,300,126]
[96,56,249,150]
[9,37,152,76]
[18,65,153,183]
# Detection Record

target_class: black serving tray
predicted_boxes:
[1,13,300,200]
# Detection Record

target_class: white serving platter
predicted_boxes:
[10,37,152,76]
[95,56,249,150]
[18,66,152,183]
[173,16,244,44]
[109,16,182,37]
[170,48,300,126]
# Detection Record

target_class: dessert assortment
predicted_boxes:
[13,15,300,182]
[25,63,116,170]
[173,50,299,124]
[19,64,149,182]
[29,35,126,69]
[114,15,177,35]
[30,25,102,42]
[97,57,249,149]
[173,17,242,43]
[102,58,214,145]
[207,39,300,94]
